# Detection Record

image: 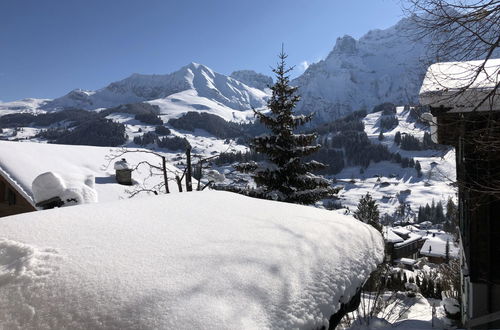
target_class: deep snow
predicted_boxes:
[0,141,186,205]
[0,191,384,329]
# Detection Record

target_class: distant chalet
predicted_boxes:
[420,58,500,328]
[0,141,181,217]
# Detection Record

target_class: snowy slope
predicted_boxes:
[333,107,456,216]
[149,89,257,122]
[0,63,268,124]
[0,98,49,116]
[0,191,384,329]
[292,18,428,122]
[41,63,268,115]
[230,70,273,91]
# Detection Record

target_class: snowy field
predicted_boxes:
[0,191,384,329]
[333,106,456,216]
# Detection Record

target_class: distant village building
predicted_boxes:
[420,58,500,328]
[0,141,181,218]
[384,226,425,263]
[420,236,459,264]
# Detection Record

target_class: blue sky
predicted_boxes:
[0,0,404,101]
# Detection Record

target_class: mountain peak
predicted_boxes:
[332,35,357,55]
[35,61,268,113]
[230,70,273,91]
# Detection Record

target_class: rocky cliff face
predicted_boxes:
[230,70,273,91]
[292,18,429,123]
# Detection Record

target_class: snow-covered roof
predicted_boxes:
[0,191,384,329]
[394,258,417,266]
[0,141,183,207]
[419,58,500,111]
[420,236,459,259]
[385,228,404,243]
[392,226,411,237]
[394,233,423,248]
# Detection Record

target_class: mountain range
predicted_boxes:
[0,17,438,124]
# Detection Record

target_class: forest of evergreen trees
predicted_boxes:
[396,132,438,151]
[417,198,458,234]
[38,118,127,147]
[214,106,424,175]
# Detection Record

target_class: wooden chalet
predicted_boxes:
[0,141,184,218]
[420,58,500,328]
[0,172,36,217]
[385,227,425,262]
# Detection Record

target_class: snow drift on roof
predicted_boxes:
[420,236,459,258]
[0,141,184,205]
[385,228,405,243]
[0,191,384,329]
[419,58,500,109]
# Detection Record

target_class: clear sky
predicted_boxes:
[0,0,405,102]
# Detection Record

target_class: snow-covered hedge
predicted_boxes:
[0,191,384,329]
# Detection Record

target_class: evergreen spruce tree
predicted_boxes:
[424,203,432,221]
[353,192,382,232]
[445,198,458,236]
[415,160,422,177]
[445,239,450,264]
[420,275,429,298]
[378,131,384,141]
[394,131,402,145]
[417,205,425,223]
[435,201,445,224]
[236,48,335,204]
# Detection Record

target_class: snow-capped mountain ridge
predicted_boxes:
[230,70,273,91]
[3,16,482,125]
[293,17,428,123]
[38,62,268,113]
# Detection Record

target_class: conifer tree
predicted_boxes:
[415,160,422,177]
[354,192,382,232]
[394,131,402,145]
[237,48,335,204]
[445,198,458,237]
[445,239,450,264]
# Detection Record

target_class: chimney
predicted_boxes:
[114,158,133,185]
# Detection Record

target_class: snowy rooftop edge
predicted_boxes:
[419,58,500,108]
[0,191,384,329]
[0,140,184,206]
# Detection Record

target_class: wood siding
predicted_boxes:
[0,174,36,218]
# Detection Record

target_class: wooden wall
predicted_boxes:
[0,175,36,218]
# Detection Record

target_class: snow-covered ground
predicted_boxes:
[0,191,384,329]
[334,106,456,216]
[344,293,454,329]
[149,89,259,123]
[0,104,457,220]
[103,112,248,159]
[0,141,187,206]
[0,98,48,116]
